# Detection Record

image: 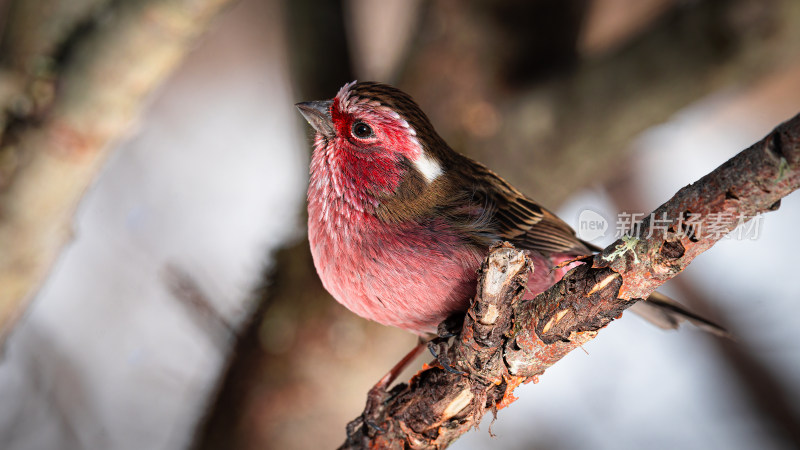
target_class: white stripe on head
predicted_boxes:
[413,152,443,183]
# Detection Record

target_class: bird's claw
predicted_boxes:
[427,338,468,377]
[365,419,385,433]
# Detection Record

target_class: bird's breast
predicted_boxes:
[307,191,484,335]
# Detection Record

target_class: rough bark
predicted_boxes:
[340,111,800,449]
[0,0,237,343]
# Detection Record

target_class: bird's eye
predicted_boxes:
[352,121,374,139]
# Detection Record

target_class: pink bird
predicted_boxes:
[296,81,725,342]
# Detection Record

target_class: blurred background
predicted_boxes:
[0,0,799,449]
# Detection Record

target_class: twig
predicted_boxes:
[341,111,800,449]
[163,264,236,351]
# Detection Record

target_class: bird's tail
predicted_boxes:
[629,291,731,338]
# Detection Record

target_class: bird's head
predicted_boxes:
[296,81,447,199]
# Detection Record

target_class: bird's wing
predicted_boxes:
[446,156,730,337]
[452,157,590,256]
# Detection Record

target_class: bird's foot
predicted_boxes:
[427,313,468,376]
[427,339,467,376]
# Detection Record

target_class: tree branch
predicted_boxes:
[341,111,800,449]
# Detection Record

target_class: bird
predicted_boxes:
[296,81,725,341]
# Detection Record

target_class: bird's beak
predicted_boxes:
[295,100,335,139]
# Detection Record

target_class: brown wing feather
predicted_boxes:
[450,159,730,337]
[451,155,590,256]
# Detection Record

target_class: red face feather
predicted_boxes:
[323,85,427,200]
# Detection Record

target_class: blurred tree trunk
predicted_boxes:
[0,0,237,343]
